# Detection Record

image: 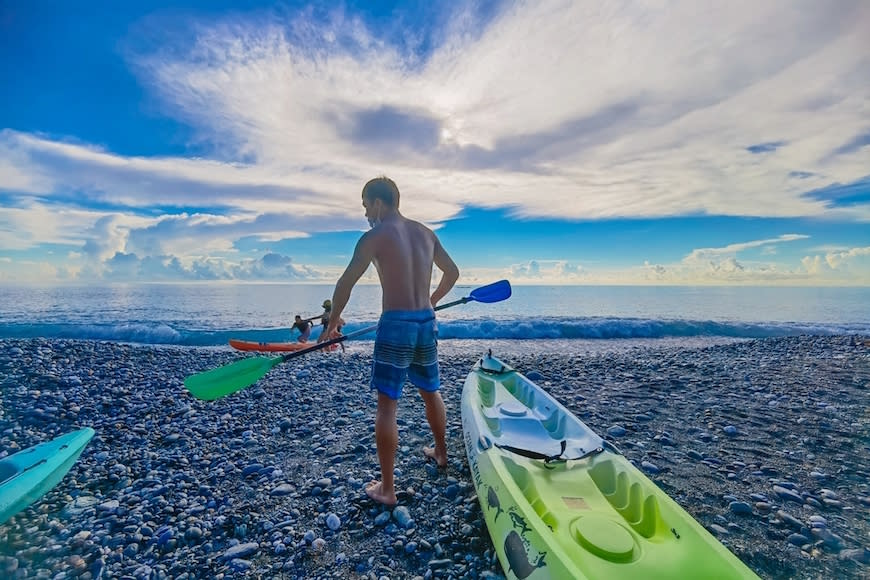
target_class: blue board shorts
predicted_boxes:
[372,309,440,400]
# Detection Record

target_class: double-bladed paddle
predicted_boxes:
[183,279,512,401]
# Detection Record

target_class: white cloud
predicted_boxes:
[119,0,870,222]
[1,1,869,282]
[682,234,809,266]
[820,246,870,271]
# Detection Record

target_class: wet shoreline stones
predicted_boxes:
[0,335,868,579]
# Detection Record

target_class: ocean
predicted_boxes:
[0,283,867,347]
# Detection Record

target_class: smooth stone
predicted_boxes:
[97,500,119,512]
[787,533,810,547]
[773,485,803,503]
[242,464,264,478]
[805,497,823,509]
[728,501,753,516]
[393,506,414,529]
[810,528,843,551]
[776,510,803,530]
[221,542,259,560]
[326,513,341,531]
[808,515,827,528]
[606,425,626,437]
[270,484,295,496]
[840,548,870,565]
[641,461,660,474]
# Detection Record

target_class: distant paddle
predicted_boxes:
[184,280,512,401]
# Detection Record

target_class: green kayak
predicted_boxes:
[461,352,759,579]
[0,427,95,525]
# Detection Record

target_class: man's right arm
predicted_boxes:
[324,233,376,338]
[430,236,459,307]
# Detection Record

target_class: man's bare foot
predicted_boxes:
[365,481,397,506]
[423,446,447,468]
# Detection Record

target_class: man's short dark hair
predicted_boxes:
[362,176,400,208]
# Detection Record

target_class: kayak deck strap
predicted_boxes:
[495,440,605,464]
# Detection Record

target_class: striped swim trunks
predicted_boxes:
[371,309,439,400]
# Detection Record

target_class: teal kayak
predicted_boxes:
[461,352,759,579]
[0,427,95,525]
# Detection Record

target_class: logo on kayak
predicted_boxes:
[486,485,504,522]
[482,485,547,578]
[508,508,531,535]
[504,530,547,579]
[462,418,483,488]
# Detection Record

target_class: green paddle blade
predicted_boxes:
[183,355,282,401]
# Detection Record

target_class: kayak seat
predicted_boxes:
[476,376,496,407]
[0,463,18,486]
[588,458,663,538]
[493,418,556,450]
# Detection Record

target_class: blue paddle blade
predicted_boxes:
[469,279,511,303]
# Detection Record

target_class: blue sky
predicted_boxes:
[1,0,868,285]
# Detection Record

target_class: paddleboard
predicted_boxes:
[0,427,95,525]
[229,339,339,353]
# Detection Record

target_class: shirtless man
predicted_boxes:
[291,315,312,342]
[324,176,459,506]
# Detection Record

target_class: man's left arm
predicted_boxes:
[430,236,459,307]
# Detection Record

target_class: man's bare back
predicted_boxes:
[367,216,438,311]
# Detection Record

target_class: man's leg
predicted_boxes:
[366,392,399,505]
[420,389,448,467]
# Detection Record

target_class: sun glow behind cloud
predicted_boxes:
[0,0,869,284]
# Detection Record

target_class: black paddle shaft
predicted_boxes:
[278,296,473,363]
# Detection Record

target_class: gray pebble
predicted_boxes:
[729,501,753,516]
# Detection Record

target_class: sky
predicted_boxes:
[1,0,869,286]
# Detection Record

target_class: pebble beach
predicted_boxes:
[0,335,868,579]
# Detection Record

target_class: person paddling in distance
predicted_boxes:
[323,176,460,506]
[291,315,312,343]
